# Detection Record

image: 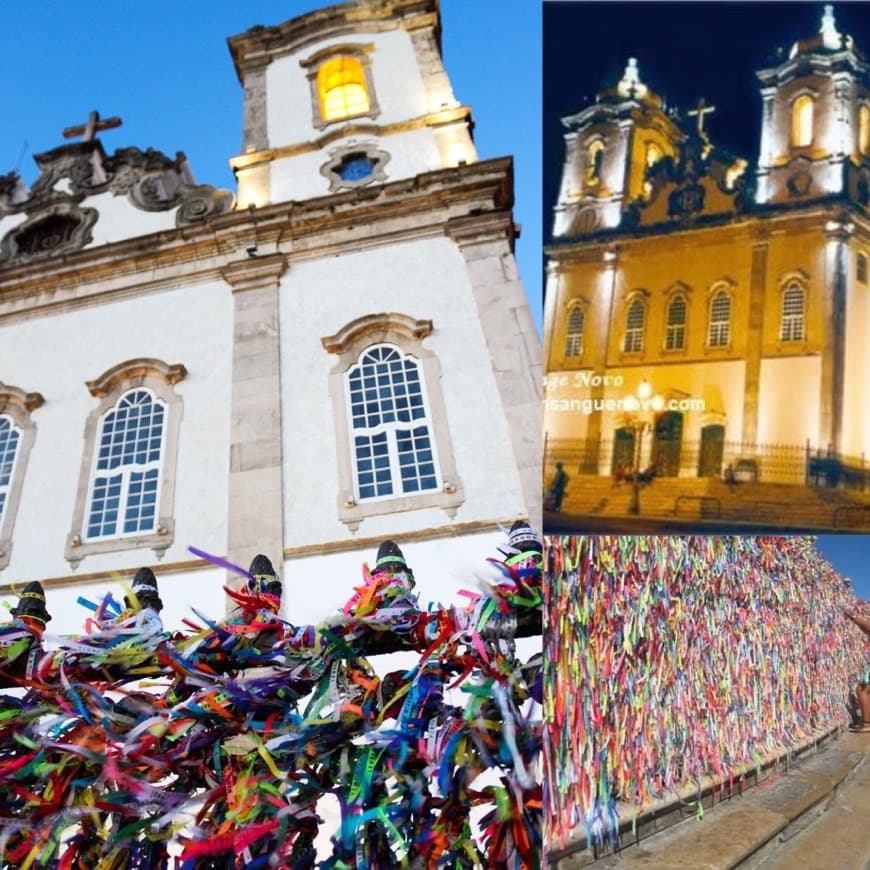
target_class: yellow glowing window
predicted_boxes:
[318,57,370,122]
[586,140,604,185]
[645,143,663,168]
[859,105,870,154]
[791,95,814,148]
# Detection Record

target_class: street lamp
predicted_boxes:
[623,379,664,516]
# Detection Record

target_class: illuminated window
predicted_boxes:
[0,418,20,533]
[302,45,379,131]
[708,290,731,347]
[665,294,687,350]
[646,143,663,168]
[791,95,814,148]
[318,57,370,122]
[66,359,185,566]
[565,306,584,358]
[586,140,604,185]
[624,299,646,353]
[780,283,805,342]
[857,252,868,284]
[860,105,870,155]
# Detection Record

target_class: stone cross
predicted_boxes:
[62,110,122,142]
[687,98,716,137]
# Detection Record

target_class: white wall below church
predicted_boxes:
[757,356,821,446]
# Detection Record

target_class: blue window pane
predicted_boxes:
[338,155,376,181]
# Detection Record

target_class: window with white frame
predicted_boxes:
[665,294,687,350]
[0,417,20,530]
[347,345,439,501]
[66,359,185,566]
[321,313,464,529]
[708,290,731,347]
[85,389,165,540]
[564,306,584,358]
[780,283,805,342]
[624,298,646,353]
[0,384,43,571]
[301,44,380,131]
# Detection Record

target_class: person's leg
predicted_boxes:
[856,683,870,729]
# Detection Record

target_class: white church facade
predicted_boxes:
[0,0,541,635]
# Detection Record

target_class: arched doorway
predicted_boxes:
[698,424,725,477]
[612,427,635,475]
[652,411,683,476]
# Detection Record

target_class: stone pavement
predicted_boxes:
[551,730,870,870]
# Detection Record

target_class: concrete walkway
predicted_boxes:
[552,731,870,870]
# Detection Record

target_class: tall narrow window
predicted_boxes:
[322,314,464,529]
[66,359,185,566]
[858,252,868,284]
[586,140,604,185]
[0,384,43,571]
[859,105,870,155]
[624,299,646,353]
[791,95,814,148]
[780,283,805,342]
[85,390,165,540]
[708,290,731,347]
[564,306,584,358]
[347,345,439,500]
[665,295,687,350]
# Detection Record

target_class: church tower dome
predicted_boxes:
[553,58,682,237]
[756,4,870,204]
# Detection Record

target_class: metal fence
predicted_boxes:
[543,435,869,490]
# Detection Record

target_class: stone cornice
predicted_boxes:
[229,106,472,169]
[0,157,514,323]
[86,358,187,398]
[321,312,433,354]
[0,383,44,415]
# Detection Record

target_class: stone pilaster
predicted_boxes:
[221,254,288,591]
[742,234,768,444]
[447,213,542,528]
[820,219,851,452]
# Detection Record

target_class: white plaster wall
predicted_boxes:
[757,356,821,446]
[841,266,870,458]
[269,129,442,203]
[0,279,233,581]
[266,30,430,149]
[79,191,180,247]
[278,236,528,549]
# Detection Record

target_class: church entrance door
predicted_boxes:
[612,427,635,475]
[653,411,683,477]
[698,424,725,477]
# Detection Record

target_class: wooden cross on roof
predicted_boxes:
[62,110,122,143]
[687,98,716,138]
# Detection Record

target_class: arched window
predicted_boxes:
[347,345,439,501]
[564,306,584,358]
[708,290,731,347]
[791,95,814,148]
[0,385,42,572]
[85,390,165,540]
[318,57,370,122]
[780,283,805,342]
[645,142,663,168]
[322,314,464,528]
[624,298,646,353]
[66,359,185,566]
[586,140,604,185]
[859,104,870,155]
[665,294,687,350]
[857,252,868,284]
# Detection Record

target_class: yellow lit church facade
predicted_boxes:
[543,7,870,507]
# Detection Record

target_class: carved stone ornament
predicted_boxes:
[787,170,813,198]
[319,144,391,192]
[0,203,98,267]
[667,182,705,220]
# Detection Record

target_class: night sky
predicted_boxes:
[543,2,870,243]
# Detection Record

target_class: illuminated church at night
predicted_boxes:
[543,5,870,526]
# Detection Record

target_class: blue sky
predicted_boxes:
[816,537,870,603]
[0,0,542,329]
